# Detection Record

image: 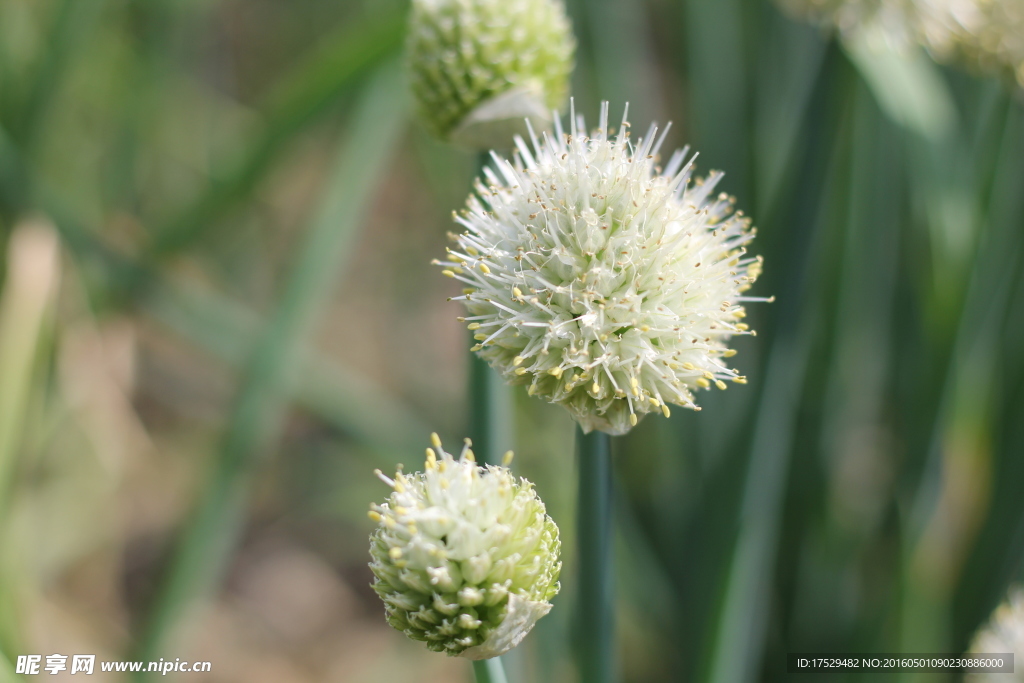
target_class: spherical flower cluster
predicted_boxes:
[436,103,766,435]
[966,589,1024,682]
[776,0,1024,87]
[407,0,575,149]
[775,0,917,42]
[927,0,1024,87]
[368,434,561,659]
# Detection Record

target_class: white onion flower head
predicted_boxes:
[368,434,561,659]
[407,0,575,148]
[926,0,1024,87]
[777,0,1024,87]
[775,0,919,44]
[437,104,767,435]
[966,589,1024,682]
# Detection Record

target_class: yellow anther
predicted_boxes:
[630,377,639,388]
[736,323,749,331]
[515,367,528,375]
[716,380,727,390]
[703,371,714,379]
[683,362,696,370]
[368,510,382,522]
[389,547,403,560]
[548,367,563,378]
[464,449,476,462]
[732,377,747,384]
[452,267,464,274]
[648,396,660,407]
[697,378,711,388]
[629,413,638,426]
[468,323,481,330]
[724,349,738,357]
[502,451,515,466]
[661,404,671,418]
[431,432,442,448]
[466,246,479,256]
[513,287,523,298]
[640,324,650,332]
[479,263,491,274]
[471,344,483,352]
[591,382,601,394]
[442,270,456,278]
[528,385,537,396]
[425,448,437,469]
[463,288,475,295]
[474,333,487,341]
[631,385,640,397]
[513,356,524,366]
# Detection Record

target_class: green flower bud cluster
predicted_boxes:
[407,0,575,149]
[368,434,561,659]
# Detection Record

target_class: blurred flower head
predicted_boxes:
[368,434,560,659]
[967,589,1024,682]
[437,103,766,435]
[926,0,1024,87]
[777,0,1024,86]
[406,0,576,149]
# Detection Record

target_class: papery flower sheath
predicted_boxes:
[368,435,560,659]
[436,103,767,435]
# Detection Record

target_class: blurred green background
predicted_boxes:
[0,0,1021,681]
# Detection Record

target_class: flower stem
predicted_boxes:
[469,352,512,465]
[466,150,514,468]
[472,658,509,683]
[574,427,615,683]
[466,150,514,678]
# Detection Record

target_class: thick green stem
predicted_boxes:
[468,352,512,465]
[574,427,615,683]
[472,658,509,683]
[466,151,513,678]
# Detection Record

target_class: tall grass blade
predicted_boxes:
[705,59,855,683]
[843,36,957,144]
[143,277,430,463]
[133,62,408,673]
[145,10,405,260]
[0,219,61,664]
